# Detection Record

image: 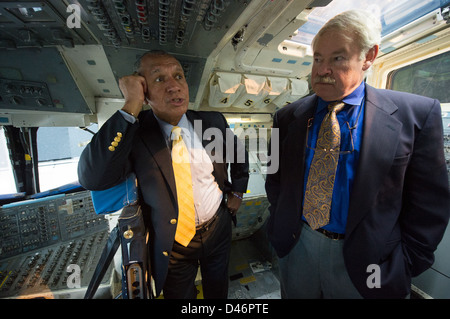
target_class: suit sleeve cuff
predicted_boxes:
[119,109,137,124]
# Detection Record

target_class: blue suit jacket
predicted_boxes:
[78,109,249,297]
[265,85,450,298]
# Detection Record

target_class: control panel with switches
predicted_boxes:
[0,191,113,299]
[0,78,55,111]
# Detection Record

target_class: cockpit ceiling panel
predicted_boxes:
[78,0,252,57]
[0,1,95,49]
[0,47,92,114]
[0,0,253,109]
[0,0,251,55]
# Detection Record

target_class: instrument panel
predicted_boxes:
[0,190,113,299]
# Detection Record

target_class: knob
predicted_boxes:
[36,98,48,106]
[10,96,22,105]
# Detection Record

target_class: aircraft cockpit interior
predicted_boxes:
[0,0,449,300]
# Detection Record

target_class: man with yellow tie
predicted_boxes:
[78,50,249,299]
[265,10,449,298]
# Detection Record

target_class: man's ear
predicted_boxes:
[363,45,379,71]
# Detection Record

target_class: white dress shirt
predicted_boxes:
[120,110,223,225]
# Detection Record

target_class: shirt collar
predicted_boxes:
[154,113,189,142]
[317,81,366,112]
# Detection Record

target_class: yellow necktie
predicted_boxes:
[171,126,196,246]
[303,102,345,230]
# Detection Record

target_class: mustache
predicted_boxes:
[314,76,336,84]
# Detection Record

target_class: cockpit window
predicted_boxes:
[0,126,16,195]
[291,0,450,46]
[387,51,450,103]
[37,125,98,192]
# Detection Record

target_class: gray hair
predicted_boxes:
[133,50,175,73]
[312,10,382,60]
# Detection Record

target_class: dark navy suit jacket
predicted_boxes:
[265,84,450,298]
[78,109,249,296]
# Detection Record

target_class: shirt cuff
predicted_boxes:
[119,109,137,124]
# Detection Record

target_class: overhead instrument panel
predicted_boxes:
[0,0,253,118]
[77,0,245,54]
[0,1,95,49]
[0,0,247,53]
[0,191,113,299]
[0,47,95,115]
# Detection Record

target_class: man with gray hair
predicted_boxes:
[265,10,449,298]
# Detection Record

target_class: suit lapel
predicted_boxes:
[346,85,403,236]
[185,110,208,147]
[138,110,177,198]
[285,95,317,195]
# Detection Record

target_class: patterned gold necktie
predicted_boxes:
[171,126,196,247]
[303,102,345,230]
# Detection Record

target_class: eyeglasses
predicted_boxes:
[306,105,362,155]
